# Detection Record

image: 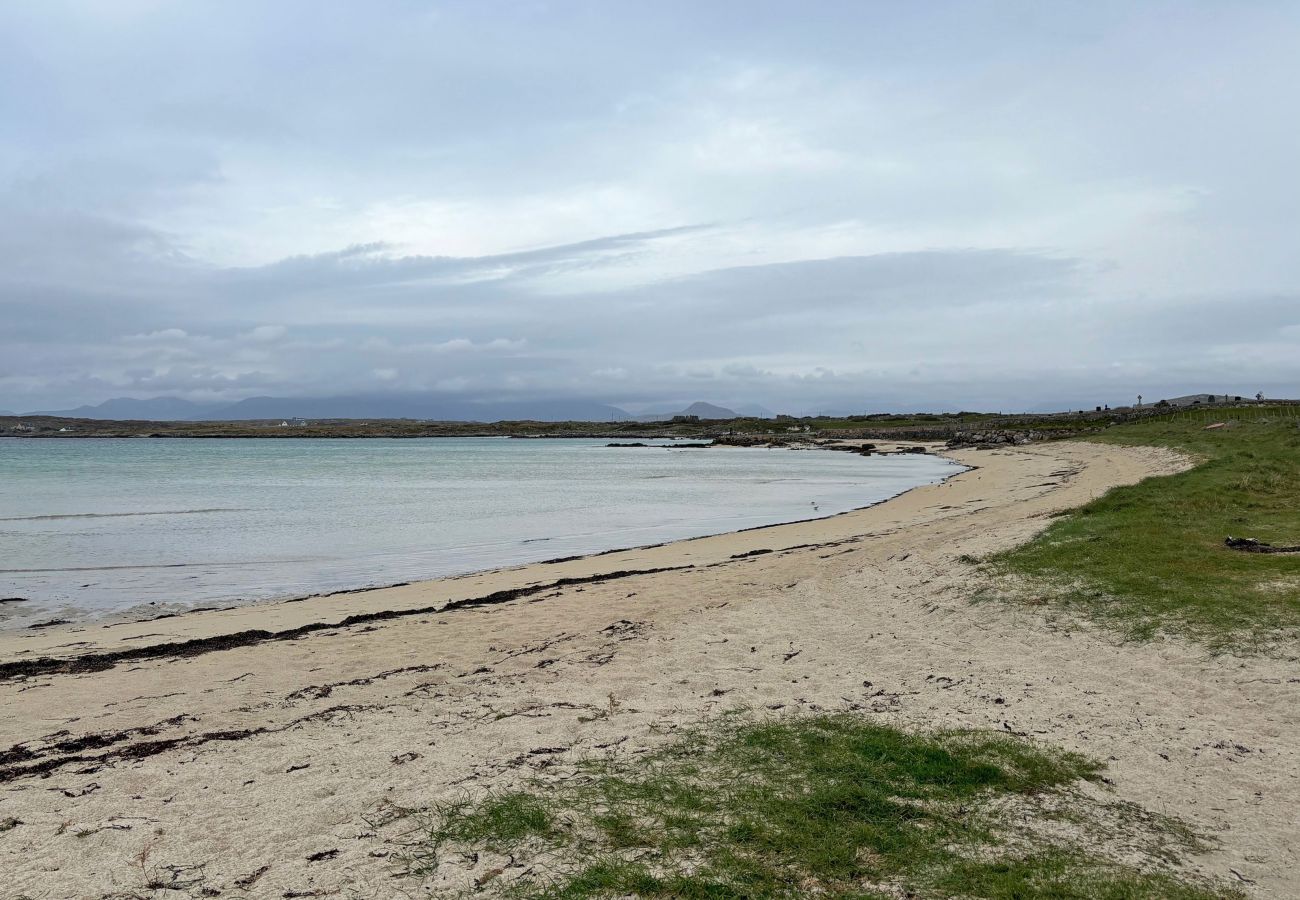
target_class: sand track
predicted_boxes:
[1,441,1296,898]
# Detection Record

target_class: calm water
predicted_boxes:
[0,438,960,626]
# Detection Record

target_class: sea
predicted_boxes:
[0,438,960,627]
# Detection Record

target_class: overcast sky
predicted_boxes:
[2,1,1297,414]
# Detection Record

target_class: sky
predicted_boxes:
[2,0,1298,415]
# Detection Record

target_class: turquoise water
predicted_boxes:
[0,438,959,627]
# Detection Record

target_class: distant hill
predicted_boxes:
[32,397,224,420]
[1159,393,1251,407]
[31,394,633,423]
[208,394,632,422]
[26,394,804,424]
[681,401,740,419]
[633,401,740,423]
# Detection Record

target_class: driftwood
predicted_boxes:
[1225,536,1300,554]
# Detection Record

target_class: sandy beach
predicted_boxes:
[2,440,1297,898]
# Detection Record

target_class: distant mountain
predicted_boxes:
[31,397,223,420]
[206,394,632,422]
[633,401,740,422]
[680,401,739,419]
[26,394,632,423]
[732,403,774,418]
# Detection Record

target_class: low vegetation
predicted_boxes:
[0,405,1157,440]
[398,714,1232,898]
[991,412,1300,650]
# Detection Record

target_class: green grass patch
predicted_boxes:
[991,416,1300,649]
[400,715,1232,898]
[933,851,1233,900]
[434,793,556,848]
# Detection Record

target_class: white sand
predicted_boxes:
[1,440,1295,897]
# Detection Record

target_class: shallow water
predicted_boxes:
[0,438,960,626]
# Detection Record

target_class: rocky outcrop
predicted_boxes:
[946,430,1056,448]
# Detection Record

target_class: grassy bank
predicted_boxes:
[398,715,1230,898]
[991,414,1300,650]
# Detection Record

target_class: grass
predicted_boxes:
[400,714,1233,898]
[431,793,556,848]
[991,414,1300,650]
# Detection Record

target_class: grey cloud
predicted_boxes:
[1,2,1298,412]
[2,234,1295,413]
[219,226,710,293]
[634,250,1084,314]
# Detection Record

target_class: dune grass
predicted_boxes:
[989,414,1300,650]
[401,714,1231,898]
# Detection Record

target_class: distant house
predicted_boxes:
[671,415,700,423]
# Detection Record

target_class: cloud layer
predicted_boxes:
[2,1,1298,413]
